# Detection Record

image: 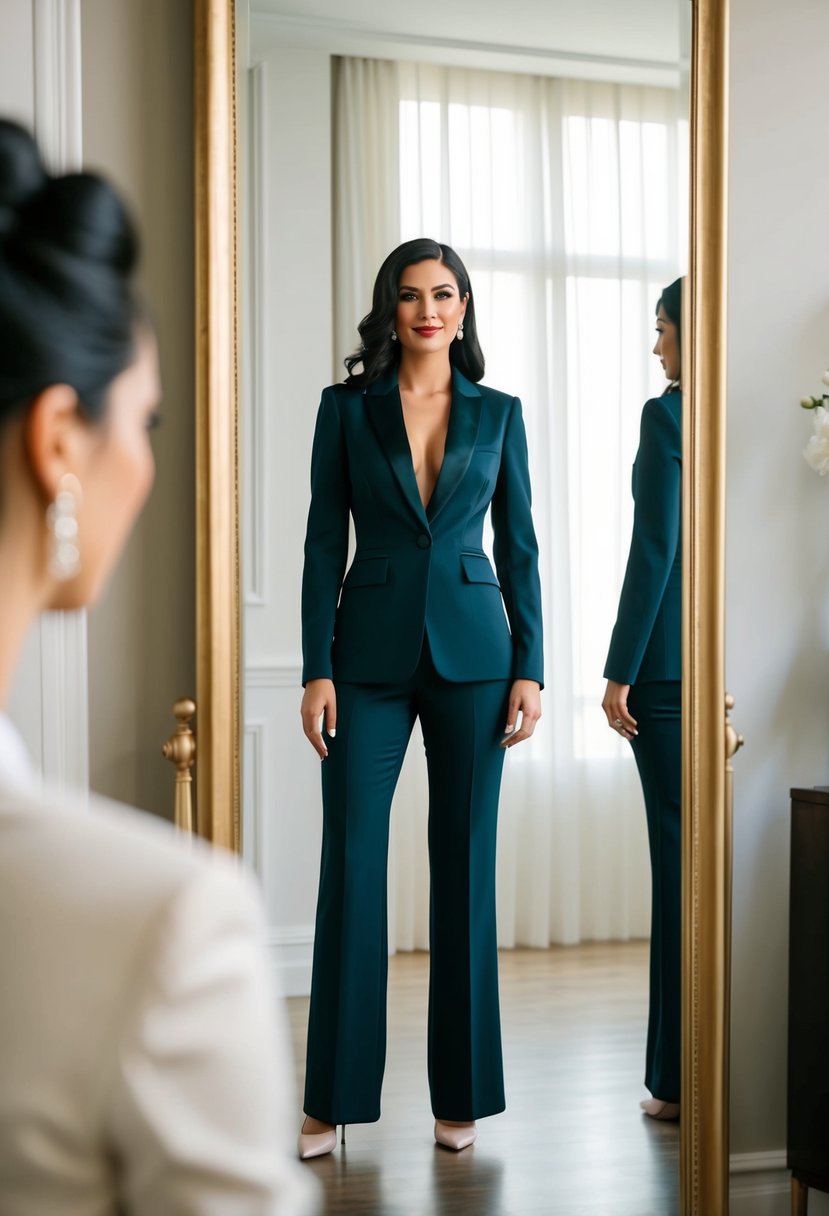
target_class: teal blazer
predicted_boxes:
[301,367,544,688]
[604,390,682,686]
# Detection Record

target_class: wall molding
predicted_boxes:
[32,0,82,171]
[729,1151,789,1216]
[266,923,315,997]
[243,60,269,607]
[242,718,265,875]
[250,10,680,87]
[32,0,88,795]
[246,662,302,688]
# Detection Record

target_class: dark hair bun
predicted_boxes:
[0,118,142,422]
[23,174,138,273]
[0,119,48,232]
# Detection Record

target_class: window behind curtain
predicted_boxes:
[332,56,685,944]
[395,64,685,760]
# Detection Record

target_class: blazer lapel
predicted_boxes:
[364,374,430,530]
[426,368,482,523]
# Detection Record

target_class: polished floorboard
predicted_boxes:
[287,943,679,1216]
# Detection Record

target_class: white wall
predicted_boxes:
[241,35,336,991]
[727,1,829,1212]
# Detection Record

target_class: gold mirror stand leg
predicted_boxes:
[163,699,197,833]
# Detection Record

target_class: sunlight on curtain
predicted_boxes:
[333,58,686,948]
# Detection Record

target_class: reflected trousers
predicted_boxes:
[627,679,681,1104]
[303,638,511,1124]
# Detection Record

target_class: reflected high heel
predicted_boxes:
[298,1120,346,1160]
[434,1120,477,1151]
[640,1098,680,1121]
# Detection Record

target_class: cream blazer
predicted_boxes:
[0,718,317,1216]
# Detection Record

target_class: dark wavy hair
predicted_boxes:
[656,277,683,385]
[0,118,141,428]
[344,238,485,387]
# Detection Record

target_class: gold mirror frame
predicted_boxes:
[193,0,732,1209]
[682,1,731,1211]
[195,0,240,852]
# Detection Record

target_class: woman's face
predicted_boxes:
[653,304,680,384]
[50,329,161,610]
[394,260,468,359]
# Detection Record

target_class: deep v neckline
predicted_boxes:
[399,390,452,514]
[363,368,483,529]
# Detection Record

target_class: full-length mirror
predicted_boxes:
[195,0,731,1211]
[242,2,689,1210]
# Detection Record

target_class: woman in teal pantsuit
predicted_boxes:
[298,239,544,1159]
[602,279,683,1122]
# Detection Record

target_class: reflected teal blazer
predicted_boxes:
[301,367,544,688]
[604,390,682,686]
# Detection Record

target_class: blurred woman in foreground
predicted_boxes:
[0,119,316,1215]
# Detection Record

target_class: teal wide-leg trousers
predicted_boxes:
[627,679,681,1105]
[303,639,510,1125]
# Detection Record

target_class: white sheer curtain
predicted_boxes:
[332,58,685,949]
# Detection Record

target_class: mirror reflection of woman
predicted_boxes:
[602,279,683,1122]
[298,238,544,1158]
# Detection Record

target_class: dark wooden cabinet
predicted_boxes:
[788,787,829,1213]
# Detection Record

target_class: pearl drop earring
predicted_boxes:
[456,319,465,341]
[47,474,82,581]
[390,329,398,341]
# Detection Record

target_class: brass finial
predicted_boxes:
[163,698,197,833]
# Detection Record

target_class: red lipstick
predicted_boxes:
[413,326,441,336]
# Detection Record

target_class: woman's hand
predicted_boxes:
[602,680,638,740]
[301,679,337,759]
[501,680,542,748]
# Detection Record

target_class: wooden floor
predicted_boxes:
[287,942,679,1216]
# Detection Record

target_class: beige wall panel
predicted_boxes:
[727,4,829,1212]
[0,0,34,122]
[82,0,195,818]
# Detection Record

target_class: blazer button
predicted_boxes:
[417,534,431,549]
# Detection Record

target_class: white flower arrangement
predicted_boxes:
[801,370,829,475]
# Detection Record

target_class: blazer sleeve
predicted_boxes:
[603,396,682,685]
[491,397,545,688]
[108,861,319,1216]
[300,391,351,685]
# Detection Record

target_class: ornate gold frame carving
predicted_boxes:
[682,2,731,1211]
[194,0,732,1208]
[194,0,240,851]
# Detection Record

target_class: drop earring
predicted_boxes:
[456,319,465,341]
[390,329,398,341]
[47,473,82,582]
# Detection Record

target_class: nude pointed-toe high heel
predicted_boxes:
[434,1120,477,1151]
[640,1098,680,1121]
[298,1121,346,1160]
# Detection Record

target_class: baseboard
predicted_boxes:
[267,925,314,997]
[729,1151,789,1216]
[265,927,422,997]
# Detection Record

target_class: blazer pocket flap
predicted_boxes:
[343,557,389,589]
[460,553,500,587]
